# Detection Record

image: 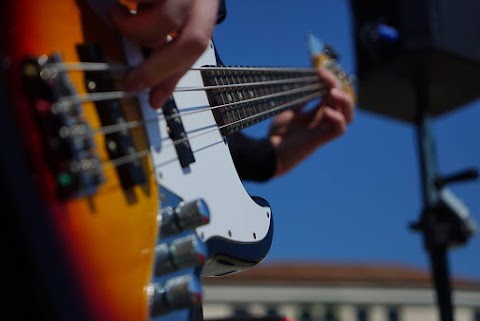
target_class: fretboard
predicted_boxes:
[200,66,324,137]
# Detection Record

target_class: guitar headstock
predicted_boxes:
[308,34,356,103]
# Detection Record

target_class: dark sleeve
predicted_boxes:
[228,132,277,182]
[217,0,227,24]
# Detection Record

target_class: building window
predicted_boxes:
[387,306,400,321]
[267,305,279,316]
[233,305,248,317]
[299,305,312,321]
[356,306,369,321]
[324,305,339,321]
[473,308,480,321]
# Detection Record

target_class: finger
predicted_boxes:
[317,67,342,90]
[111,0,192,45]
[149,73,184,109]
[124,0,219,91]
[330,87,355,123]
[313,106,347,139]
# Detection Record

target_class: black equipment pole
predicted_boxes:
[416,114,454,321]
[414,54,454,321]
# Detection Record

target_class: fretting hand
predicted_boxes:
[110,0,220,109]
[269,67,355,177]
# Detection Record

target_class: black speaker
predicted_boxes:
[350,0,480,122]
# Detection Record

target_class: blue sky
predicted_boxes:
[212,0,480,280]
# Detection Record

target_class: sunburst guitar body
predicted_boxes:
[1,1,158,321]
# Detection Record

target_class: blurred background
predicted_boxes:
[212,0,480,281]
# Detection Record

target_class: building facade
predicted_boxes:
[201,262,480,321]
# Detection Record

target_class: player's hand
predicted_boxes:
[111,0,220,108]
[269,67,355,176]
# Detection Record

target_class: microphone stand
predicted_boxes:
[409,52,478,321]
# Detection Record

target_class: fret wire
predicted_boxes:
[234,71,244,131]
[235,73,244,129]
[218,72,228,130]
[213,71,224,123]
[228,72,239,129]
[257,72,265,123]
[235,71,245,128]
[263,73,275,121]
[224,72,236,131]
[243,72,252,127]
[223,70,233,131]
[225,70,241,131]
[217,71,230,127]
[247,77,254,128]
[262,74,272,123]
[252,72,259,126]
[237,73,251,129]
[237,73,246,131]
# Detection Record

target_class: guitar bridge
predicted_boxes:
[22,55,104,200]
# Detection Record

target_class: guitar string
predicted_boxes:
[99,90,325,169]
[60,83,325,138]
[43,62,320,76]
[41,62,328,170]
[52,76,320,113]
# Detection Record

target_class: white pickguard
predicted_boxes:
[85,3,272,321]
[123,41,272,249]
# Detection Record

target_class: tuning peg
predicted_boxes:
[148,274,202,317]
[308,34,339,60]
[159,199,210,237]
[323,44,340,60]
[154,233,208,276]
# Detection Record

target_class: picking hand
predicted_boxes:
[269,67,355,177]
[111,0,220,108]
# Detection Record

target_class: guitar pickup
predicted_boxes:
[76,43,147,190]
[162,98,195,169]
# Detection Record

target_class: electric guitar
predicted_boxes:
[0,1,354,321]
[1,1,159,321]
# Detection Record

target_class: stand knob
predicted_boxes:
[435,168,479,188]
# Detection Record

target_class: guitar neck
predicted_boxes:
[200,66,326,136]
